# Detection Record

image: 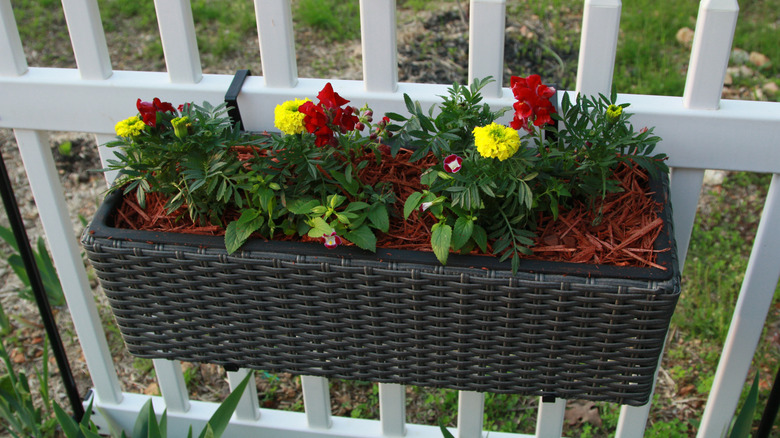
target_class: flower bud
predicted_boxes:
[356,122,365,131]
[171,116,190,139]
[606,104,623,124]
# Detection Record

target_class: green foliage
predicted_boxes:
[105,101,266,229]
[55,372,254,438]
[0,226,65,307]
[391,77,666,272]
[0,337,58,438]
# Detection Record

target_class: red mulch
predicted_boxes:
[112,147,666,269]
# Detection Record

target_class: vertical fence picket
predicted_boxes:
[379,383,406,437]
[575,0,621,96]
[152,359,190,413]
[254,0,297,88]
[534,398,565,438]
[682,0,739,110]
[228,369,260,421]
[61,0,112,79]
[468,0,506,98]
[457,391,485,438]
[360,0,397,92]
[153,0,202,84]
[13,129,124,405]
[697,175,780,437]
[0,0,27,76]
[618,2,739,436]
[302,376,332,429]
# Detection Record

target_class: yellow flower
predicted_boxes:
[473,123,521,161]
[274,98,311,135]
[114,116,146,138]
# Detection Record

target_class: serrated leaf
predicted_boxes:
[431,222,452,266]
[472,224,488,253]
[404,192,424,218]
[451,217,474,251]
[225,210,263,254]
[367,204,390,232]
[287,198,319,214]
[307,217,333,238]
[345,225,377,252]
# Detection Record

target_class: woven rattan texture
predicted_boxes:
[83,234,680,406]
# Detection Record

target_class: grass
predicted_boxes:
[3,0,779,436]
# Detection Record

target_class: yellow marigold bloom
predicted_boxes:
[473,123,521,161]
[274,98,311,135]
[114,116,146,138]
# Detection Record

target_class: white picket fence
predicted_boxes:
[1,0,779,437]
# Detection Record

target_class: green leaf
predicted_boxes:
[225,210,264,254]
[451,217,474,251]
[472,224,488,253]
[343,202,370,212]
[307,217,333,238]
[345,225,377,252]
[0,226,19,253]
[367,204,389,233]
[439,422,456,438]
[729,373,760,438]
[198,372,253,438]
[53,402,80,437]
[287,198,319,214]
[404,192,423,219]
[132,399,153,438]
[431,222,452,266]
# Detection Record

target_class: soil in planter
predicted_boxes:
[110,146,667,269]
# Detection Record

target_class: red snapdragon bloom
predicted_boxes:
[137,98,176,127]
[299,83,360,147]
[509,75,556,132]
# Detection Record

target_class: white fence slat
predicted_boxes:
[153,359,190,413]
[682,0,739,110]
[13,129,123,404]
[360,0,398,92]
[457,391,485,438]
[697,174,780,437]
[534,397,565,438]
[379,383,406,437]
[92,391,538,438]
[2,72,780,173]
[95,133,120,186]
[0,0,27,76]
[228,369,260,421]
[61,0,112,80]
[669,168,706,271]
[254,0,297,88]
[302,376,333,429]
[468,0,506,98]
[154,0,202,84]
[575,0,621,96]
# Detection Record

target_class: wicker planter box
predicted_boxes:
[82,173,679,406]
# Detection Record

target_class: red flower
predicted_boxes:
[137,98,176,127]
[298,83,360,146]
[443,154,463,173]
[322,231,342,249]
[509,75,556,132]
[317,83,350,110]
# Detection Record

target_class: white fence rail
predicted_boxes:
[1,0,779,437]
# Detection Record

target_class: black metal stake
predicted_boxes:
[0,149,84,421]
